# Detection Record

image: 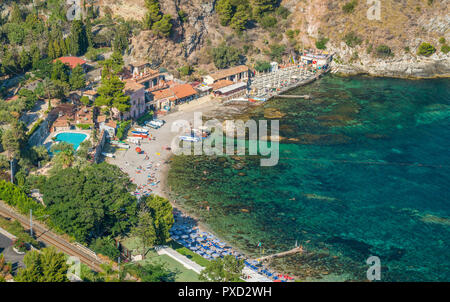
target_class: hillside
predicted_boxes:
[97,0,449,78]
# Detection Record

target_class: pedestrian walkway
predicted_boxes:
[155,245,204,274]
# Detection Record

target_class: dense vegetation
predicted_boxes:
[216,0,284,32]
[199,255,244,282]
[14,247,69,282]
[40,163,138,243]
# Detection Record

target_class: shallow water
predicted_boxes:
[168,75,450,281]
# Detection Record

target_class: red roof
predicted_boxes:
[171,84,197,99]
[54,57,87,69]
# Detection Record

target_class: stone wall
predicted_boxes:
[94,130,107,164]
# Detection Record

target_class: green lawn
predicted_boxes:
[136,255,200,282]
[167,240,210,267]
[121,236,202,282]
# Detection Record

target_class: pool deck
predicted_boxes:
[43,130,91,150]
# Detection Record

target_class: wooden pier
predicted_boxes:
[276,95,311,99]
[256,246,304,262]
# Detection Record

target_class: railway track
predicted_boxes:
[0,201,104,272]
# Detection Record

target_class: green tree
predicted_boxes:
[132,211,157,259]
[89,237,120,260]
[19,50,31,72]
[53,39,62,58]
[2,120,27,159]
[80,96,90,106]
[216,0,233,26]
[69,64,86,90]
[15,247,69,282]
[30,44,41,70]
[69,20,88,56]
[144,0,163,29]
[252,0,278,18]
[51,60,70,83]
[60,38,68,56]
[268,43,286,61]
[230,6,250,32]
[152,15,173,37]
[199,255,244,282]
[41,163,138,243]
[144,195,174,244]
[212,43,241,69]
[85,17,94,48]
[95,75,130,119]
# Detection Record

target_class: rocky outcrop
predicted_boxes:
[100,0,450,78]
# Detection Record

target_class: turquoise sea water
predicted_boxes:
[168,76,450,281]
[54,132,87,150]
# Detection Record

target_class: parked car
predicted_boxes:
[179,135,200,142]
[145,121,160,129]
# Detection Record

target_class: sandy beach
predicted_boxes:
[107,97,243,238]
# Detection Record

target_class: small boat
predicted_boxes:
[117,144,130,149]
[132,133,148,138]
[101,152,115,158]
[249,97,267,102]
[132,130,148,135]
[134,128,149,133]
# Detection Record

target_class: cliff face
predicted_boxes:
[100,0,450,78]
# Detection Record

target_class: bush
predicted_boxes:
[89,237,120,260]
[137,112,154,125]
[343,32,362,48]
[439,37,446,44]
[254,61,271,72]
[375,45,393,57]
[76,124,92,130]
[342,0,358,13]
[315,37,329,50]
[178,65,194,76]
[417,42,436,56]
[116,121,132,140]
[0,180,46,217]
[0,217,39,248]
[14,238,28,252]
[259,15,277,29]
[27,119,43,137]
[268,44,286,62]
[441,44,450,54]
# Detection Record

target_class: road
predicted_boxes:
[0,201,104,272]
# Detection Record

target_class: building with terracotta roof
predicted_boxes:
[203,65,250,85]
[121,79,146,120]
[75,106,94,127]
[48,104,77,132]
[212,80,234,92]
[54,57,87,69]
[149,83,198,110]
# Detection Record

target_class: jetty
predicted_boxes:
[256,246,305,262]
[248,65,330,102]
[277,94,311,99]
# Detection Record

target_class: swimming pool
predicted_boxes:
[54,132,88,150]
